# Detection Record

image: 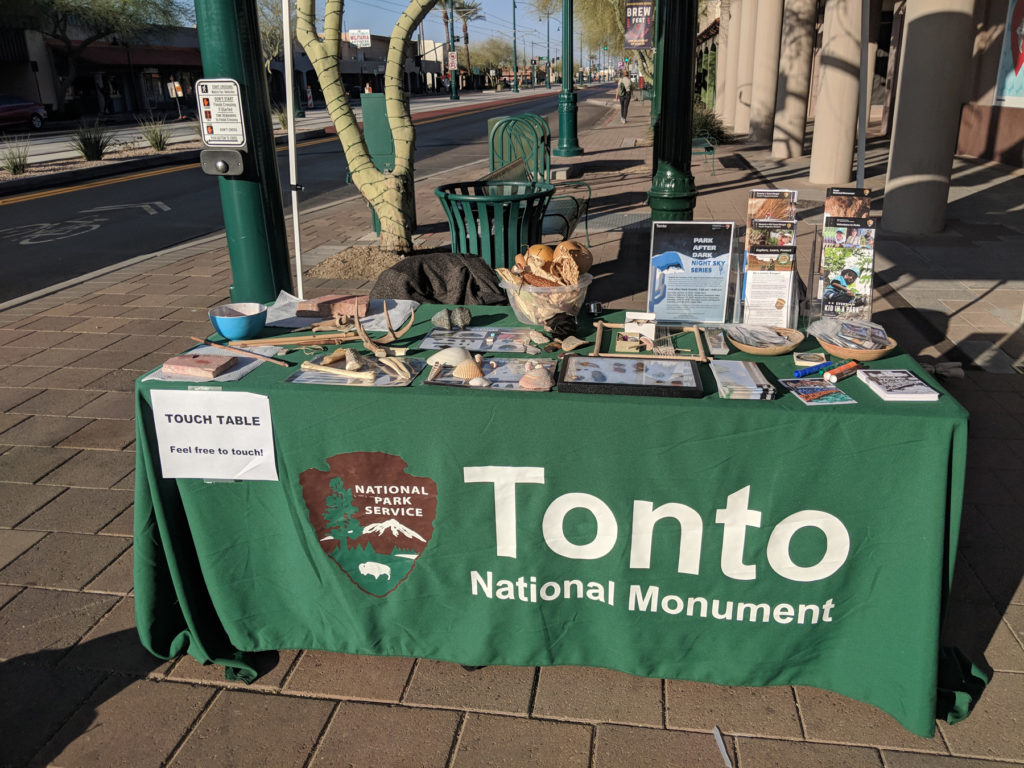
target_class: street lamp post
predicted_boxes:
[448,0,459,100]
[531,42,536,88]
[648,0,697,220]
[512,0,520,93]
[554,0,582,156]
[544,14,552,89]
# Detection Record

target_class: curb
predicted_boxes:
[0,128,328,197]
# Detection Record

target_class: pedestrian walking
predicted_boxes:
[617,71,634,123]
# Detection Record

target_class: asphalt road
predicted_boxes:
[0,88,611,303]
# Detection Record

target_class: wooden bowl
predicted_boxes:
[727,327,805,356]
[818,336,898,362]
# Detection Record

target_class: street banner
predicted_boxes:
[625,0,654,50]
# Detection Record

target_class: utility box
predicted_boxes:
[358,93,415,233]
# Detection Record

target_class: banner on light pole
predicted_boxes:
[624,0,653,50]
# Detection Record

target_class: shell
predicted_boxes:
[514,253,528,271]
[495,267,523,287]
[344,348,368,370]
[452,355,484,380]
[559,335,588,351]
[468,377,491,387]
[553,240,593,274]
[522,271,560,288]
[450,306,472,330]
[519,363,555,391]
[431,309,452,330]
[426,346,473,367]
[528,330,549,344]
[525,243,555,263]
[553,254,580,285]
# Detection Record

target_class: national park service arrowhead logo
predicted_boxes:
[300,452,437,597]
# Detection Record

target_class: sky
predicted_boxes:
[321,0,566,59]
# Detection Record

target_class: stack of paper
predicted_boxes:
[710,360,777,400]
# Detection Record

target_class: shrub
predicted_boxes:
[70,120,115,161]
[0,136,30,175]
[271,104,289,130]
[137,114,170,151]
[692,100,728,144]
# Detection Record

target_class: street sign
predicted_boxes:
[531,59,537,65]
[349,29,371,48]
[196,79,247,149]
[448,51,458,71]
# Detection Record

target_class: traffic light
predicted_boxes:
[624,56,630,63]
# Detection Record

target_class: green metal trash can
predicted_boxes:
[434,181,555,270]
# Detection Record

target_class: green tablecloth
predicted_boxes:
[134,307,978,737]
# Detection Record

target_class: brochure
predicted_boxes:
[819,216,877,318]
[743,190,798,326]
[646,221,734,323]
[779,378,858,406]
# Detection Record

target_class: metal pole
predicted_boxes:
[554,0,582,156]
[281,0,304,299]
[647,0,697,220]
[856,0,869,186]
[546,15,552,89]
[512,0,520,93]
[194,0,292,302]
[449,0,459,100]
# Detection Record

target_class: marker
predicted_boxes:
[792,360,836,378]
[824,361,863,383]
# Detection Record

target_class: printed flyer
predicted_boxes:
[819,215,877,318]
[646,221,734,323]
[743,189,798,325]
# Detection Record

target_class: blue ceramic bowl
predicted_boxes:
[209,302,267,341]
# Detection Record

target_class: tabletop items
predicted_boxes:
[160,293,942,404]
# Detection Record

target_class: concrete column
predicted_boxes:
[771,0,817,159]
[808,0,862,185]
[733,0,757,134]
[748,0,785,143]
[883,0,974,233]
[715,0,731,118]
[722,0,742,126]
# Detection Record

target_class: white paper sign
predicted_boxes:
[150,390,277,481]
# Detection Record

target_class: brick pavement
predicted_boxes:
[1,91,1023,766]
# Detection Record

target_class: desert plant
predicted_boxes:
[70,120,115,161]
[137,114,170,151]
[0,137,30,175]
[271,104,289,131]
[692,100,728,144]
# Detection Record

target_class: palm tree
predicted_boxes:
[435,0,452,60]
[454,1,484,79]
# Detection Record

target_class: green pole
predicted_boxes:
[554,0,582,157]
[512,0,520,93]
[647,0,697,220]
[194,0,291,303]
[448,0,460,100]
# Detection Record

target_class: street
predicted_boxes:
[0,89,610,302]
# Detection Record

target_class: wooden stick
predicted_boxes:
[227,331,359,348]
[190,337,292,367]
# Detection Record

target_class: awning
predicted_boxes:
[47,41,202,69]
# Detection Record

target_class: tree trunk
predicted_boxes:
[297,0,437,253]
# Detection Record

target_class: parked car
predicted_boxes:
[0,94,47,131]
